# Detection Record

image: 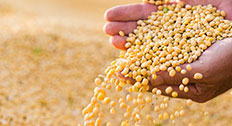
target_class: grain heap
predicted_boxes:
[82,3,232,126]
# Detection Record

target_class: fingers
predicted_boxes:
[110,35,127,50]
[150,61,204,87]
[103,22,137,36]
[104,3,157,22]
[217,0,232,20]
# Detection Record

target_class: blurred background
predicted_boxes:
[0,0,231,125]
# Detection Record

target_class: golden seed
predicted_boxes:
[171,91,178,98]
[204,112,209,116]
[221,11,226,17]
[116,86,122,92]
[167,67,173,72]
[187,99,193,106]
[138,93,143,99]
[194,73,203,79]
[134,82,142,88]
[163,112,169,120]
[170,114,175,120]
[98,112,104,117]
[182,77,189,85]
[95,103,100,109]
[175,66,181,72]
[163,97,169,103]
[160,103,165,110]
[103,97,111,104]
[136,75,142,82]
[110,101,116,106]
[145,96,152,103]
[169,69,176,77]
[152,88,158,94]
[180,110,185,116]
[110,108,115,114]
[127,105,132,112]
[119,98,124,103]
[186,64,192,71]
[106,122,112,126]
[175,111,180,117]
[106,84,112,89]
[119,31,125,37]
[95,78,102,86]
[146,114,152,120]
[158,114,163,120]
[96,117,102,125]
[97,92,105,101]
[124,112,130,118]
[152,74,157,80]
[93,107,99,114]
[126,94,132,101]
[156,89,162,95]
[181,69,187,74]
[154,105,160,112]
[142,78,149,85]
[179,84,184,91]
[84,114,90,121]
[120,103,127,109]
[165,86,173,94]
[184,87,189,93]
[82,108,89,115]
[160,65,167,71]
[91,97,97,104]
[119,81,126,87]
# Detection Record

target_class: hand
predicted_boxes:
[103,0,232,103]
[104,3,157,50]
[150,38,232,103]
[103,0,232,50]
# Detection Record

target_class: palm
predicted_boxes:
[149,38,232,102]
[104,0,232,50]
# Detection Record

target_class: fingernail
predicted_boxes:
[150,76,164,86]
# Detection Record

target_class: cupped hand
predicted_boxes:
[103,3,158,50]
[103,0,232,50]
[150,38,232,103]
[103,0,232,102]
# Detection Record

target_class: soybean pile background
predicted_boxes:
[0,0,231,126]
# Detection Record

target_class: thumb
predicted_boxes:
[150,60,203,86]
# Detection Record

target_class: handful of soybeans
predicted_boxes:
[82,3,232,126]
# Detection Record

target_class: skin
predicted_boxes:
[103,0,232,103]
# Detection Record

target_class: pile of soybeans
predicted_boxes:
[82,2,232,126]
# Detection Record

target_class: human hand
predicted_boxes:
[149,38,232,103]
[103,0,232,103]
[103,0,232,50]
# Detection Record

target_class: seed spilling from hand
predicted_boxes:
[82,3,232,125]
